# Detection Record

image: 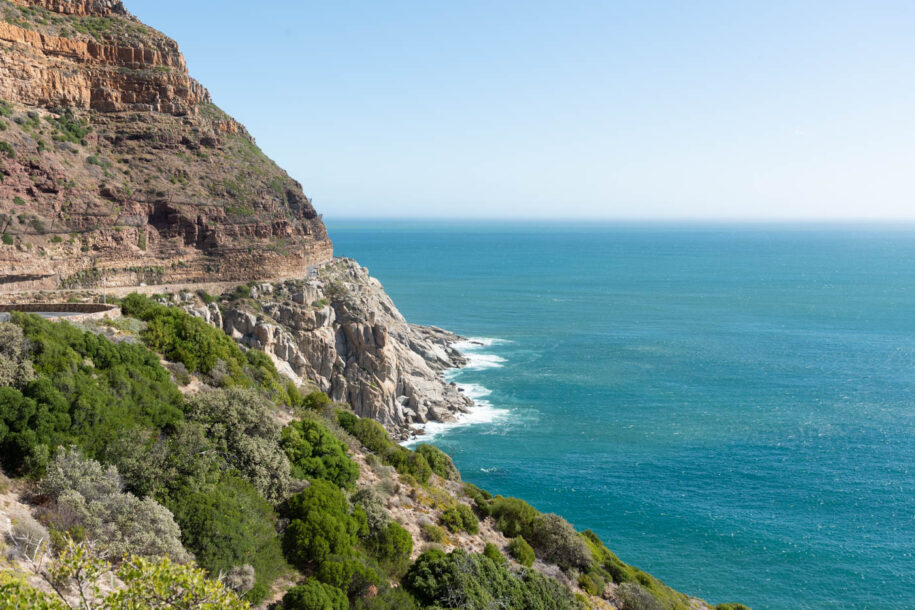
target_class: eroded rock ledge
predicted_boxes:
[185,259,473,437]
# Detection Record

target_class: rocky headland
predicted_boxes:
[184,258,473,438]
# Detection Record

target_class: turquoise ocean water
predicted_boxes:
[326,221,915,610]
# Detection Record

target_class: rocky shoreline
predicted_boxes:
[181,259,475,439]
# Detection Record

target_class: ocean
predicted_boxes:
[326,220,915,610]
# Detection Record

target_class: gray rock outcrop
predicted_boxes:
[213,259,471,435]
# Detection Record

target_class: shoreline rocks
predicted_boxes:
[209,259,473,437]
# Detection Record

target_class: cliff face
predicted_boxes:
[0,0,332,292]
[193,259,473,435]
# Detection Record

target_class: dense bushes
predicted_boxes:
[0,314,183,474]
[415,443,459,480]
[440,503,479,534]
[337,411,432,483]
[421,522,447,543]
[529,514,591,571]
[617,582,664,610]
[281,579,348,610]
[281,419,359,489]
[186,387,293,501]
[165,474,286,602]
[364,521,413,575]
[489,496,539,539]
[404,548,578,610]
[0,323,35,389]
[508,537,535,567]
[282,479,362,569]
[39,448,188,561]
[122,293,247,378]
[463,482,492,517]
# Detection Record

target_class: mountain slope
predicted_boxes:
[0,0,332,293]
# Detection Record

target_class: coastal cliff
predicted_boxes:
[212,259,473,434]
[0,0,332,293]
[0,3,748,609]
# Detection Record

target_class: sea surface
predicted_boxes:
[326,220,915,610]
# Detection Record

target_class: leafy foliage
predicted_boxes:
[404,548,579,610]
[282,479,362,569]
[281,419,359,489]
[0,322,35,389]
[39,448,189,561]
[1,536,250,609]
[440,504,479,534]
[280,579,348,610]
[0,313,183,474]
[415,443,459,480]
[165,474,286,603]
[508,537,535,568]
[489,496,539,539]
[528,514,591,571]
[337,411,432,483]
[122,293,248,379]
[185,387,292,501]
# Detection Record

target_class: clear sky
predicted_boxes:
[129,1,915,220]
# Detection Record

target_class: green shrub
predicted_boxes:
[415,443,459,480]
[529,513,591,571]
[338,412,433,483]
[0,141,14,158]
[46,108,90,145]
[231,284,251,300]
[281,419,359,489]
[1,234,12,245]
[578,572,605,596]
[716,605,751,610]
[13,196,24,205]
[197,290,215,305]
[0,314,183,474]
[490,496,539,538]
[300,390,332,410]
[186,387,293,501]
[365,521,413,576]
[165,474,286,603]
[439,504,478,534]
[39,448,188,561]
[281,579,348,610]
[421,522,446,543]
[0,323,35,389]
[122,293,248,379]
[483,543,504,564]
[617,582,664,610]
[404,549,578,610]
[508,536,535,567]
[282,479,361,569]
[463,482,492,517]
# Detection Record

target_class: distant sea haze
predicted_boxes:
[328,220,915,610]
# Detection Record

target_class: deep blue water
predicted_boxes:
[326,221,915,610]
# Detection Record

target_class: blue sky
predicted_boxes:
[129,1,915,220]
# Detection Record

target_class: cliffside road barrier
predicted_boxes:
[0,303,119,323]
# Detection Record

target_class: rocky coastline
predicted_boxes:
[178,258,474,439]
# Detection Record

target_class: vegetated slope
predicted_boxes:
[0,296,749,610]
[0,0,332,293]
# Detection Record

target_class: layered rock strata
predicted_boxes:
[0,0,332,292]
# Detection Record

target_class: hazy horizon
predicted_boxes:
[129,0,915,220]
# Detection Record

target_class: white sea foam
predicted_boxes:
[405,390,508,445]
[403,338,510,445]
